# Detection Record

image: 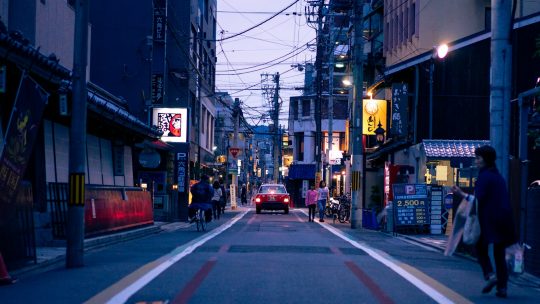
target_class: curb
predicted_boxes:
[394,233,540,288]
[395,233,477,262]
[11,224,164,278]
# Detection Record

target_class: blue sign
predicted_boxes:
[444,193,454,209]
[392,184,429,226]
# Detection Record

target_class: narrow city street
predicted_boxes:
[1,208,539,303]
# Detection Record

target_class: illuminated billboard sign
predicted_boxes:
[362,99,387,135]
[152,108,188,143]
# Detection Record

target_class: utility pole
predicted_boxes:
[490,0,513,181]
[350,0,364,229]
[327,13,335,190]
[314,0,324,186]
[67,0,89,267]
[273,72,280,183]
[231,98,240,209]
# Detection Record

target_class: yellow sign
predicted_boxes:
[362,99,387,135]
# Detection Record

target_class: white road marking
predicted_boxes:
[298,209,455,304]
[104,211,249,304]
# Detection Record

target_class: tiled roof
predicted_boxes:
[0,32,71,80]
[87,86,163,138]
[423,140,490,158]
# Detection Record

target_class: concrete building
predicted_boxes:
[361,0,540,258]
[89,0,218,216]
[287,0,352,203]
[214,92,254,192]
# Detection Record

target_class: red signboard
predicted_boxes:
[84,188,153,236]
[229,147,240,159]
[384,162,400,206]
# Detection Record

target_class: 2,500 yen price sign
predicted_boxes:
[395,198,428,225]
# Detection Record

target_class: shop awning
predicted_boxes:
[423,140,490,158]
[135,139,174,151]
[288,164,316,180]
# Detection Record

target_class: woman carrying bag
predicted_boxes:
[211,181,223,220]
[452,145,517,298]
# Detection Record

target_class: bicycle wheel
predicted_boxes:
[338,207,347,223]
[196,211,202,232]
[325,207,332,217]
[199,209,207,231]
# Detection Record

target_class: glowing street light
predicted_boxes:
[429,43,450,139]
[436,43,449,59]
[342,78,352,86]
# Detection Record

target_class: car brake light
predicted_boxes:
[284,198,289,203]
[255,197,261,203]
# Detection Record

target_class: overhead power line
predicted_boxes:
[216,38,314,73]
[217,0,300,42]
[217,10,303,15]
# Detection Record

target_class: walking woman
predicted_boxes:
[211,181,223,220]
[305,184,318,222]
[317,181,329,222]
[452,145,516,298]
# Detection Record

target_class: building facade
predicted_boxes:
[89,0,218,217]
[0,0,161,268]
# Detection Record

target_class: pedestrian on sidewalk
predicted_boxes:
[317,181,329,222]
[219,179,227,215]
[305,184,318,222]
[211,181,223,220]
[241,184,247,206]
[452,145,517,298]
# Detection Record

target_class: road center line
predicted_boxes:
[298,209,471,304]
[85,211,248,304]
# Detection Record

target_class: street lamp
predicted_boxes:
[342,77,352,87]
[429,43,449,139]
[374,120,385,144]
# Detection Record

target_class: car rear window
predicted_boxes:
[259,186,287,194]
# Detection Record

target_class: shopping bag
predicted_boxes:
[463,198,480,245]
[506,243,530,275]
[444,198,470,256]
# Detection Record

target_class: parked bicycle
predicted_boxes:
[336,195,351,223]
[325,197,340,220]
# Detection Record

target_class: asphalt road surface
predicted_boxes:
[1,208,540,303]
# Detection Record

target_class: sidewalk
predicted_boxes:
[11,221,194,278]
[11,206,249,278]
[324,217,540,291]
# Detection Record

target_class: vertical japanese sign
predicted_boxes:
[230,184,237,209]
[302,180,309,198]
[391,83,409,137]
[151,0,166,105]
[151,74,164,105]
[152,0,166,43]
[176,152,188,193]
[0,76,49,204]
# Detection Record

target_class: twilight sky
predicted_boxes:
[215,0,316,128]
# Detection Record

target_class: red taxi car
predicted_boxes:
[254,184,290,214]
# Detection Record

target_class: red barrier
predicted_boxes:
[84,188,154,236]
